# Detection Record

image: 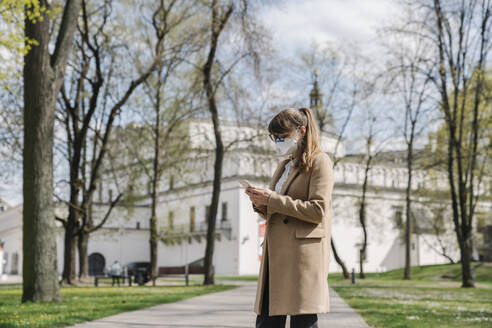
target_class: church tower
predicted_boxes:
[309,69,337,137]
[310,70,323,109]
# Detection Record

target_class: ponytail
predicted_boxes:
[296,107,321,173]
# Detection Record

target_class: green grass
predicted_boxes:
[215,275,259,281]
[331,281,492,328]
[0,284,238,328]
[328,262,492,286]
[218,262,492,285]
[328,263,492,327]
[0,283,22,289]
[2,264,490,328]
[220,263,492,327]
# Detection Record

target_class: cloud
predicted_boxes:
[260,0,398,55]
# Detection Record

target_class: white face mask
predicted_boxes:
[275,127,301,156]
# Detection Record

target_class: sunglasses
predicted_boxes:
[268,125,302,142]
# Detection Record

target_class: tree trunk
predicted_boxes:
[22,53,61,300]
[331,235,350,279]
[358,158,371,279]
[202,92,225,285]
[22,18,62,302]
[203,129,224,285]
[404,141,414,280]
[77,230,89,282]
[460,233,475,287]
[22,0,81,302]
[61,201,80,285]
[201,2,233,286]
[149,71,163,285]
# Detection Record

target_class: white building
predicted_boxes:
[1,86,491,279]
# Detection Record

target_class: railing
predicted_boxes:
[159,219,232,245]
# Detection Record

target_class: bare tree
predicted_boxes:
[402,0,492,287]
[136,0,203,284]
[198,0,268,285]
[354,97,391,278]
[378,16,437,279]
[295,41,376,279]
[55,0,166,285]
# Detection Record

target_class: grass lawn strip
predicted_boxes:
[0,284,237,328]
[331,282,492,328]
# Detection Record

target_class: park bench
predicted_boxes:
[94,274,132,287]
[151,264,212,286]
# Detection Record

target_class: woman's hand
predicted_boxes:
[245,186,272,207]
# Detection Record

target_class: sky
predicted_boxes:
[257,0,410,152]
[259,0,398,57]
[0,0,402,207]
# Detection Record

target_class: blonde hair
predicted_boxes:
[268,107,321,173]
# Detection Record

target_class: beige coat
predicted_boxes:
[252,151,334,316]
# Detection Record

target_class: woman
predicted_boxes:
[245,107,334,328]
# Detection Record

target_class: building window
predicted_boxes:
[168,211,174,230]
[11,252,18,274]
[128,181,134,196]
[221,202,228,221]
[394,208,403,229]
[476,212,486,233]
[108,189,113,202]
[98,181,103,202]
[2,251,8,273]
[205,205,210,225]
[147,180,152,195]
[169,175,174,190]
[136,222,140,230]
[190,206,195,232]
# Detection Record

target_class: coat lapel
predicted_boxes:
[265,154,301,221]
[280,165,300,195]
[269,154,301,195]
[269,156,290,190]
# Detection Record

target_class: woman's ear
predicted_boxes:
[300,125,306,138]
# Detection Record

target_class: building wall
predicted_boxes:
[238,180,264,275]
[329,187,461,273]
[154,180,239,275]
[0,125,489,278]
[55,227,151,276]
[0,205,23,275]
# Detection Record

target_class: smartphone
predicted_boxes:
[239,179,253,189]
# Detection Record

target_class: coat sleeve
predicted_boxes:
[266,153,333,224]
[252,203,267,220]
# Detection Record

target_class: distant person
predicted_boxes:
[109,260,122,286]
[246,107,334,328]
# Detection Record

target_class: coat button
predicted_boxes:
[283,218,288,224]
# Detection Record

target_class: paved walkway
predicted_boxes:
[69,280,371,328]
